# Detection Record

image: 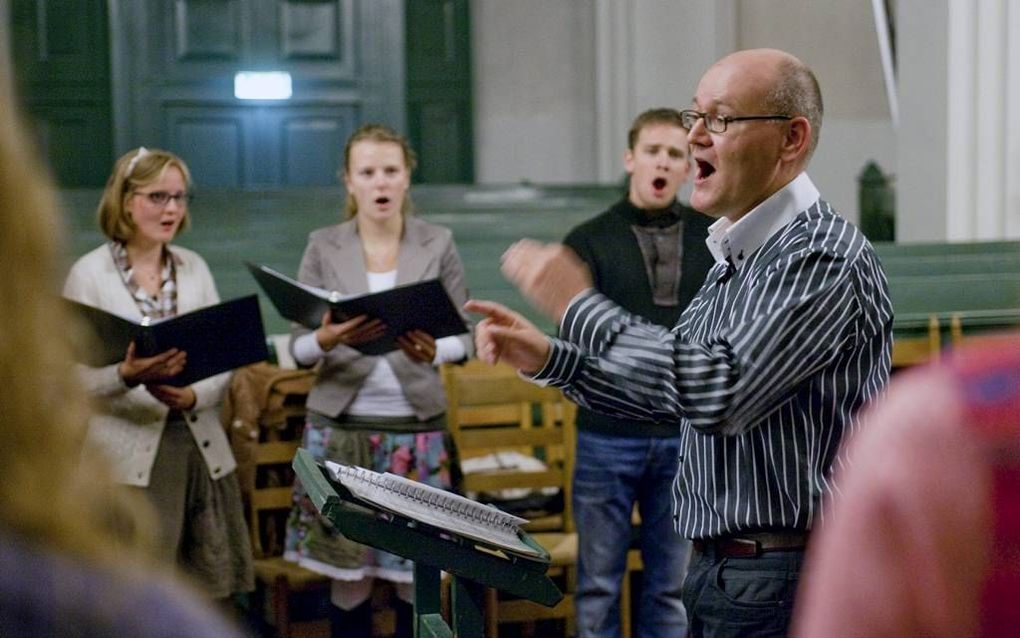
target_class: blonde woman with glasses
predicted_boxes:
[62,148,253,602]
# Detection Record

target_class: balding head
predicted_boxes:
[714,49,823,163]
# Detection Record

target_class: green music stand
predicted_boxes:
[293,448,563,638]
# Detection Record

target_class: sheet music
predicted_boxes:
[325,462,542,559]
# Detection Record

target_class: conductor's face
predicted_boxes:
[687,52,792,223]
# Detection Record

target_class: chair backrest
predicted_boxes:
[232,365,315,560]
[892,314,942,369]
[249,439,302,559]
[442,359,577,534]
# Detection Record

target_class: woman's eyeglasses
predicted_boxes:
[133,191,193,206]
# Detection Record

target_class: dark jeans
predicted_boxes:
[681,546,803,638]
[573,431,690,638]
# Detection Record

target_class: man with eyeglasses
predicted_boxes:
[466,48,892,637]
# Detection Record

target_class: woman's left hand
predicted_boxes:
[145,384,198,410]
[396,330,437,364]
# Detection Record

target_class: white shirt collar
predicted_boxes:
[705,172,820,267]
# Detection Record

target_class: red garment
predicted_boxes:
[794,335,1020,638]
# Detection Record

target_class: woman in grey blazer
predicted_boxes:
[283,124,473,638]
[63,148,253,601]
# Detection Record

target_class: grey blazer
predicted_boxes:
[289,216,474,421]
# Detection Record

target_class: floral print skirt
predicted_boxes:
[283,411,454,583]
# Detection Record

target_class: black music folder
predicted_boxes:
[66,295,269,386]
[246,262,468,356]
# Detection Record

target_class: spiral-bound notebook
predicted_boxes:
[325,461,543,560]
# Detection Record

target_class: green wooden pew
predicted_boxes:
[875,239,1020,277]
[59,185,621,336]
[58,187,1020,349]
[874,239,1020,257]
[879,253,1020,277]
[887,272,1020,336]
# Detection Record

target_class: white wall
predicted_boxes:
[471,1,596,184]
[944,0,1020,240]
[470,0,897,222]
[735,0,896,223]
[895,0,1020,242]
[593,0,733,183]
[896,0,948,241]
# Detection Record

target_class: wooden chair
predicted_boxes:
[227,363,329,638]
[441,360,578,638]
[891,315,942,369]
[947,312,1020,351]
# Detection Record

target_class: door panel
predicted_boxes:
[10,0,112,186]
[111,0,401,187]
[405,0,473,184]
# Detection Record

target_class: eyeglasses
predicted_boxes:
[679,109,792,134]
[133,191,193,206]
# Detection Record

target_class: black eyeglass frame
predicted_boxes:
[132,190,194,206]
[679,109,793,134]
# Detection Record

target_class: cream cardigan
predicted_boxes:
[63,243,236,487]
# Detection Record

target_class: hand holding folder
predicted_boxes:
[66,295,269,386]
[247,262,468,356]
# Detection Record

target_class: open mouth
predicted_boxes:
[375,196,391,205]
[652,177,667,191]
[695,159,716,181]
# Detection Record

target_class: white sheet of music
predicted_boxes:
[325,461,542,559]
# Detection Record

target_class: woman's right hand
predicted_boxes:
[118,341,187,386]
[315,310,385,352]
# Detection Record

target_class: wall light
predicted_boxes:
[234,72,293,100]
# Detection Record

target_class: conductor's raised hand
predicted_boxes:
[463,299,550,374]
[396,329,437,364]
[315,311,385,352]
[145,383,197,411]
[501,240,592,324]
[118,341,187,386]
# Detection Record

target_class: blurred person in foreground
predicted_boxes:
[794,334,1020,637]
[466,48,892,637]
[0,52,246,638]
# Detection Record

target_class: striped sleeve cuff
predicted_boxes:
[528,337,583,387]
[559,289,629,356]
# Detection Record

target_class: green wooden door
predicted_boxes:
[405,0,473,184]
[10,0,112,187]
[110,0,403,188]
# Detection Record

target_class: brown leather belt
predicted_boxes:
[692,531,809,558]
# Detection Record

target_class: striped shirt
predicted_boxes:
[533,173,893,539]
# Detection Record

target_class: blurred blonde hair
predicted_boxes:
[97,147,193,243]
[340,123,416,219]
[0,58,157,564]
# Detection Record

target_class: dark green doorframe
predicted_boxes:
[405,0,474,184]
[10,0,112,187]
